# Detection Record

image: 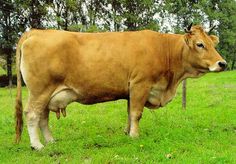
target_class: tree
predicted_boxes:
[51,0,79,30]
[0,0,18,86]
[122,0,160,31]
[15,0,52,29]
[217,0,236,70]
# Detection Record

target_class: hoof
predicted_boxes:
[31,143,44,150]
[124,128,130,135]
[46,139,55,144]
[124,125,130,135]
[129,132,139,138]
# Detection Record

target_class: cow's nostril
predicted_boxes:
[218,61,227,69]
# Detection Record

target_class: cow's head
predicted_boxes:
[183,24,226,74]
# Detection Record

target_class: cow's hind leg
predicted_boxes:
[39,109,54,144]
[25,94,50,150]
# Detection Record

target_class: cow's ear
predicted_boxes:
[210,35,219,46]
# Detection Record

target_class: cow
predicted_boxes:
[15,24,226,150]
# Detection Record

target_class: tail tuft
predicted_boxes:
[15,98,23,143]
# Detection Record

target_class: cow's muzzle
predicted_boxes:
[209,60,227,72]
[218,61,227,70]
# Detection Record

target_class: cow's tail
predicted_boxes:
[15,33,25,144]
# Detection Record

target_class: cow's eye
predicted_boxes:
[197,43,204,48]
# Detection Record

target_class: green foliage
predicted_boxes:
[122,0,159,31]
[67,24,106,33]
[139,21,160,31]
[217,1,236,69]
[0,71,236,163]
[86,25,104,33]
[67,24,84,32]
[164,0,205,31]
[0,66,6,75]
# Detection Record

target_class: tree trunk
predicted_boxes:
[6,50,12,87]
[126,1,136,31]
[64,7,68,30]
[2,9,13,87]
[182,79,187,109]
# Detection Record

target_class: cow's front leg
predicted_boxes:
[129,83,149,137]
[129,104,143,137]
[124,99,131,134]
[39,109,54,144]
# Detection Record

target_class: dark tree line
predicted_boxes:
[1,0,236,87]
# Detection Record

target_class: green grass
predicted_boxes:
[0,71,236,163]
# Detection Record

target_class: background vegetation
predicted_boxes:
[0,71,235,163]
[0,0,236,86]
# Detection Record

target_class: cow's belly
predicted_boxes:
[48,85,127,112]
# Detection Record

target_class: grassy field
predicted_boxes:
[0,71,236,163]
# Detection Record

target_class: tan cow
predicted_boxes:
[15,24,226,150]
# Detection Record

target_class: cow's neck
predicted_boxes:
[147,34,203,108]
[164,35,185,89]
[166,34,204,88]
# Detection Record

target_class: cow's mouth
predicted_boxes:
[209,67,222,72]
[197,68,209,74]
